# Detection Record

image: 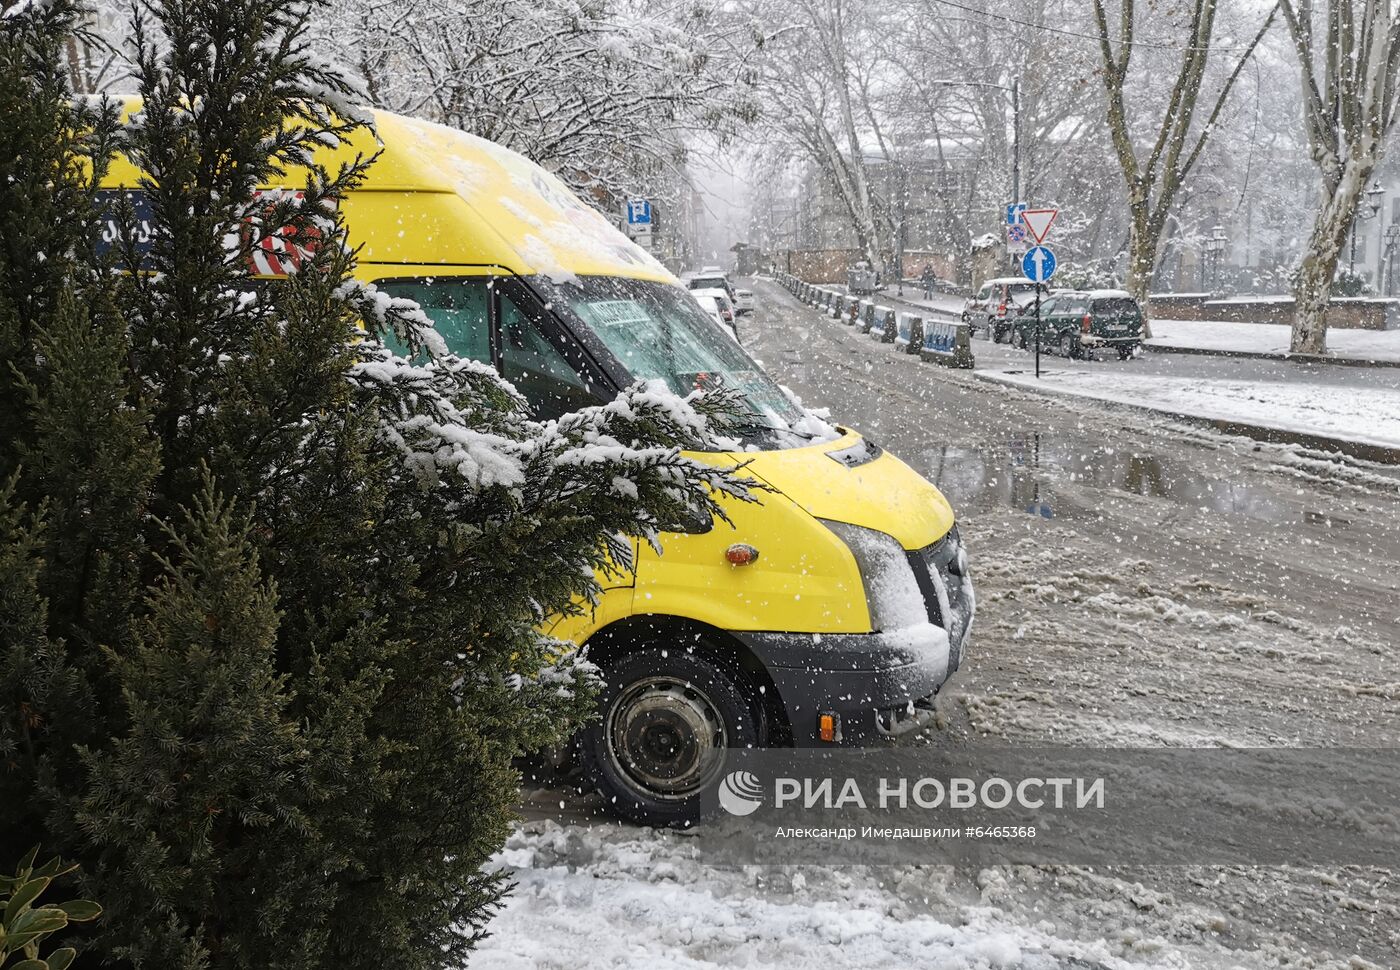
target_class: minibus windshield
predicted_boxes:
[535,276,806,433]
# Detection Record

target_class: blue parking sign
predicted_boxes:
[626,200,652,225]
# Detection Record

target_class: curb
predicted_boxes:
[1145,342,1400,369]
[972,370,1400,465]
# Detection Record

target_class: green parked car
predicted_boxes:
[1012,289,1144,360]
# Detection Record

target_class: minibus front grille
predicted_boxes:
[907,533,973,668]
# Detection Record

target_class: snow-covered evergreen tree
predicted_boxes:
[0,1,755,967]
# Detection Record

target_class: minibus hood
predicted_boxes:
[742,429,955,550]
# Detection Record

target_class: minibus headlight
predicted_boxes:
[945,523,967,576]
[821,520,926,633]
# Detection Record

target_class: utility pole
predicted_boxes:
[1011,77,1020,212]
[896,163,907,295]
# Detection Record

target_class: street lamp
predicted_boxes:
[1349,180,1384,276]
[1203,224,1227,291]
[1385,222,1399,295]
[1373,182,1389,289]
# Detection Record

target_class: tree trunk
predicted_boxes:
[1277,0,1400,356]
[1292,247,1334,355]
[1291,171,1368,354]
[1124,188,1156,339]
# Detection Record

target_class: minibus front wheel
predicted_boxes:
[580,646,765,827]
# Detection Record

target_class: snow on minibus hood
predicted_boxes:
[740,427,956,551]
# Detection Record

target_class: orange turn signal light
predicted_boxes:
[725,543,760,566]
[819,712,841,743]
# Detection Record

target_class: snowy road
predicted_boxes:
[476,278,1400,970]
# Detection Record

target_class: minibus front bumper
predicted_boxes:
[736,542,975,746]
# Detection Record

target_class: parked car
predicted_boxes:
[687,271,736,305]
[733,286,755,314]
[1012,289,1144,359]
[691,286,740,334]
[691,290,740,341]
[962,277,1040,342]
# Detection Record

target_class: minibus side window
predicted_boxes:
[375,277,491,363]
[498,292,599,421]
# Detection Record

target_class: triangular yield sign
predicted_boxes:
[1020,209,1057,244]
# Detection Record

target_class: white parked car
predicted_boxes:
[733,287,755,315]
[690,289,739,341]
[686,271,736,305]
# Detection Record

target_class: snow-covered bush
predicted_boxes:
[1056,261,1121,291]
[1332,266,1375,297]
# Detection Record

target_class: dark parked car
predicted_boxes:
[1012,289,1143,360]
[962,276,1040,342]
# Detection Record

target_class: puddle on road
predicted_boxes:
[920,433,1297,525]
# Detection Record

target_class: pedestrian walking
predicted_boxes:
[921,263,937,300]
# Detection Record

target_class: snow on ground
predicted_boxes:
[475,819,1266,970]
[825,282,966,320]
[979,368,1400,451]
[1148,319,1400,364]
[887,289,966,319]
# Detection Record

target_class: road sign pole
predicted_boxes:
[1034,283,1042,379]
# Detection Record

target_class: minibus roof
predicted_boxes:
[103,99,673,285]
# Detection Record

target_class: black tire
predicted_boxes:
[1118,344,1136,361]
[579,645,763,827]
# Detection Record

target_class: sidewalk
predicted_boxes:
[881,289,964,320]
[1148,319,1400,366]
[977,366,1400,462]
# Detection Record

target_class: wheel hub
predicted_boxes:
[606,676,727,800]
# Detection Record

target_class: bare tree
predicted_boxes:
[1090,0,1276,320]
[1280,0,1400,353]
[751,0,890,273]
[317,0,756,210]
[890,0,1106,278]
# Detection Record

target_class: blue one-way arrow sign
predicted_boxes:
[1022,245,1057,283]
